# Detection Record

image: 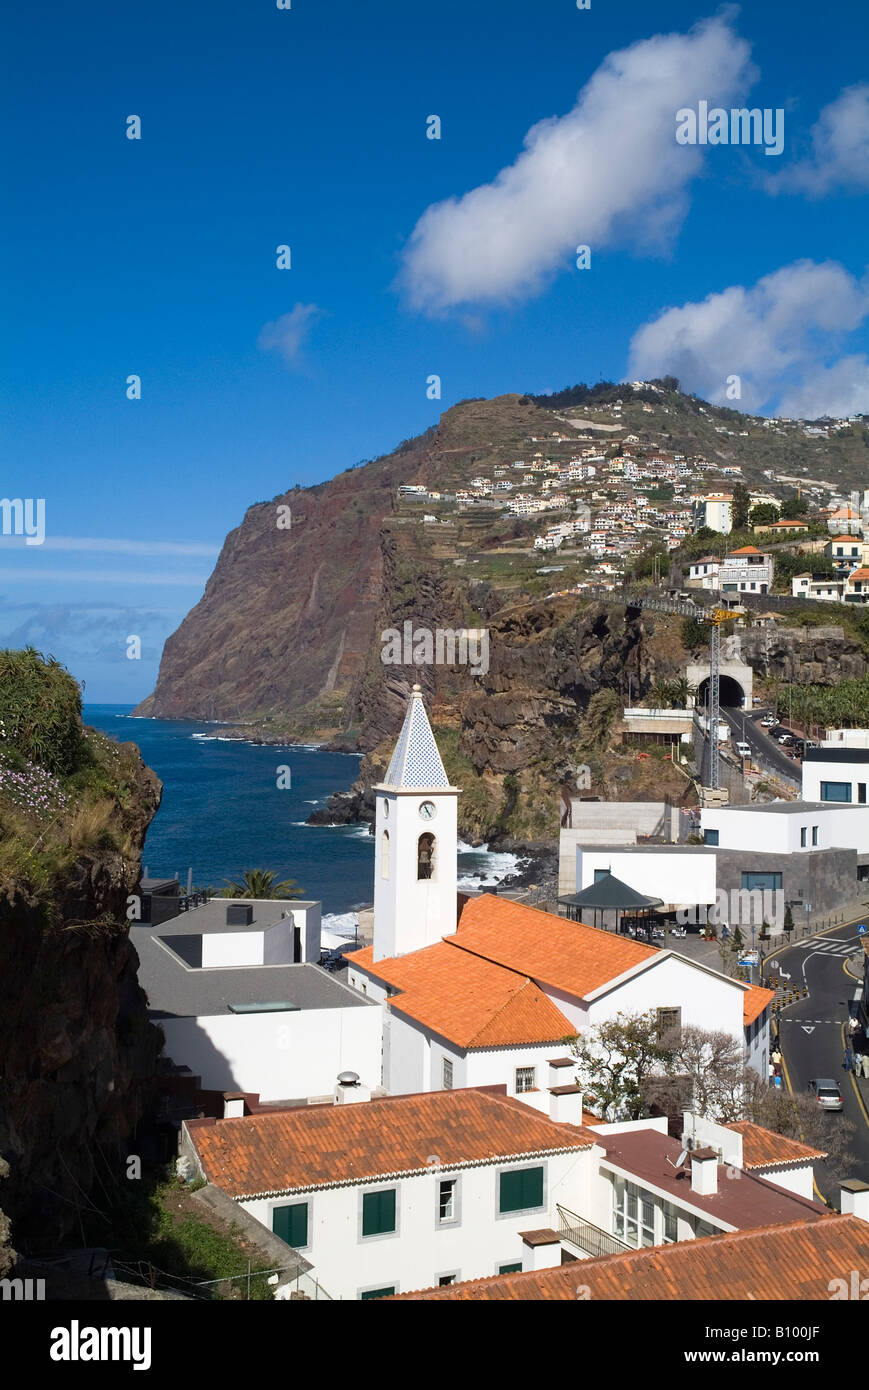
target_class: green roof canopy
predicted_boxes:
[558,871,663,912]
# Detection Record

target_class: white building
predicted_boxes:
[697,493,733,534]
[181,1087,828,1299]
[802,743,869,804]
[131,898,381,1103]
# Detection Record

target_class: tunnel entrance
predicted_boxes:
[697,674,745,709]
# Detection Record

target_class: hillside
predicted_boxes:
[134,386,869,839]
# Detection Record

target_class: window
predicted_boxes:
[860,784,867,805]
[272,1201,308,1249]
[498,1262,522,1275]
[800,827,807,848]
[656,1007,681,1039]
[703,829,719,846]
[438,1274,456,1287]
[515,1066,535,1094]
[381,830,390,879]
[662,1202,678,1244]
[593,868,610,883]
[821,781,852,803]
[362,1188,396,1238]
[499,1166,544,1215]
[612,1179,655,1249]
[438,1179,457,1224]
[741,871,782,893]
[442,1057,453,1090]
[417,832,435,880]
[812,825,818,846]
[361,1286,395,1300]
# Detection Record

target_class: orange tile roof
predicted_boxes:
[391,1215,868,1300]
[847,568,869,582]
[832,535,863,544]
[724,1121,827,1169]
[729,545,761,555]
[770,519,808,527]
[450,894,659,998]
[186,1088,599,1198]
[742,984,775,1025]
[349,941,574,1048]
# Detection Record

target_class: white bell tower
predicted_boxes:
[372,685,460,961]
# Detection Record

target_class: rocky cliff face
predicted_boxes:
[739,623,867,684]
[0,734,162,1259]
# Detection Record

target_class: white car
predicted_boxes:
[760,716,777,728]
[736,741,751,759]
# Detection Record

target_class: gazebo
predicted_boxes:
[557,870,663,938]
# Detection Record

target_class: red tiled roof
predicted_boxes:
[349,942,574,1047]
[186,1088,599,1198]
[847,568,869,583]
[742,984,775,1025]
[729,545,761,555]
[724,1121,827,1168]
[598,1129,828,1230]
[451,894,658,998]
[391,1215,868,1300]
[831,535,863,544]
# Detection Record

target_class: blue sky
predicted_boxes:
[2,0,867,699]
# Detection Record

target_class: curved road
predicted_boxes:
[770,919,869,1202]
[722,706,801,784]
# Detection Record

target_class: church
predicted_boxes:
[345,686,773,1102]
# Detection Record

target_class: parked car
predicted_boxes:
[736,741,751,759]
[760,716,777,728]
[778,733,794,746]
[808,1078,844,1112]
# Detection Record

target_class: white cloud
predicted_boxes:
[41,537,219,557]
[627,259,869,416]
[397,15,755,313]
[770,84,869,195]
[258,303,324,366]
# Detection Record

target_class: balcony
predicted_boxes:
[556,1205,631,1259]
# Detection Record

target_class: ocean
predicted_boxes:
[84,706,518,934]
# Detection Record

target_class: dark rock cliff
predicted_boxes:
[0,734,162,1260]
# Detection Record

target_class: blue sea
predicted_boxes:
[84,706,518,930]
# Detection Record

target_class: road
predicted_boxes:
[722,706,801,784]
[771,920,869,1201]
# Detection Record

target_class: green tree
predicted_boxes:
[580,689,620,752]
[223,869,304,899]
[572,1011,675,1121]
[731,482,751,530]
[749,503,779,528]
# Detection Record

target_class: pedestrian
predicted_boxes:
[855,1051,864,1078]
[849,1015,859,1035]
[771,1048,782,1068]
[845,1045,853,1073]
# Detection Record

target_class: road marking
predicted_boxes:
[801,1026,815,1034]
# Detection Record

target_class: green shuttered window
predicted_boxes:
[362,1188,396,1236]
[499,1166,544,1214]
[272,1202,308,1248]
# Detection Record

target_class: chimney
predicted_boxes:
[547,1056,577,1088]
[690,1147,719,1196]
[520,1229,562,1273]
[548,1084,584,1124]
[223,1092,245,1119]
[840,1179,869,1223]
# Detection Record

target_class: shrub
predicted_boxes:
[0,648,84,775]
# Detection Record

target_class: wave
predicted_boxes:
[321,910,360,939]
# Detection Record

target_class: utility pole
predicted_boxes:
[709,619,721,791]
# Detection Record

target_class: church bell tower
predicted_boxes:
[372,685,460,961]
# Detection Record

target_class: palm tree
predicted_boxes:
[223,869,304,899]
[671,675,697,709]
[646,678,676,709]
